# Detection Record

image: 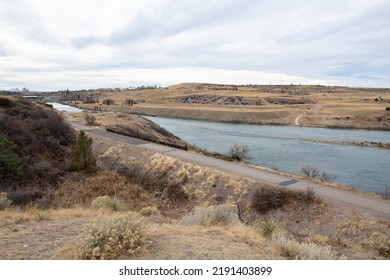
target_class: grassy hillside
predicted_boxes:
[0,96,75,193]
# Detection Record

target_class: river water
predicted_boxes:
[145,116,390,194]
[48,102,83,113]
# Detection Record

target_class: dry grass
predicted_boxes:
[48,170,150,210]
[271,233,339,260]
[336,210,390,259]
[98,145,252,210]
[181,204,239,226]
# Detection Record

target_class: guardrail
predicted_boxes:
[106,127,188,151]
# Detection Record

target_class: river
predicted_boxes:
[48,102,83,113]
[145,116,390,194]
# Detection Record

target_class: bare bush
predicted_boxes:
[306,186,316,202]
[301,165,320,178]
[380,186,390,200]
[227,144,251,161]
[250,186,318,214]
[320,172,337,182]
[84,112,96,125]
[250,187,286,214]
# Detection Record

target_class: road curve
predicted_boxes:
[71,122,390,216]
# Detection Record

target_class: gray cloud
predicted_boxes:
[1,0,390,90]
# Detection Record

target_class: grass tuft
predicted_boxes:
[91,196,123,212]
[258,220,280,238]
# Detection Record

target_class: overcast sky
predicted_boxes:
[1,0,389,91]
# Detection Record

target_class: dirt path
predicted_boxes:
[0,218,86,259]
[314,104,325,114]
[294,114,303,125]
[135,224,279,260]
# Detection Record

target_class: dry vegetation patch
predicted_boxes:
[48,171,151,211]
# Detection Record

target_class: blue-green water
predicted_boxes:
[146,116,390,194]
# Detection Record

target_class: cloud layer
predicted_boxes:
[1,0,389,90]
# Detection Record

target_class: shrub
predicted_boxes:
[227,144,251,161]
[139,206,159,217]
[70,131,96,172]
[0,99,75,187]
[250,186,317,214]
[36,211,49,221]
[181,204,239,226]
[0,134,22,178]
[250,187,288,214]
[84,112,96,125]
[301,165,320,178]
[0,97,12,107]
[6,191,42,206]
[0,192,12,210]
[380,186,390,200]
[77,214,146,260]
[91,196,123,211]
[259,220,280,238]
[320,172,337,182]
[103,99,115,105]
[306,186,316,202]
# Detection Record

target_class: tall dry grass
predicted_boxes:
[49,170,149,210]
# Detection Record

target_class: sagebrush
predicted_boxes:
[77,213,146,260]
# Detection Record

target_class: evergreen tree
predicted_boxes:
[70,131,96,172]
[0,134,22,178]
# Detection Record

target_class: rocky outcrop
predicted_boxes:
[174,95,263,106]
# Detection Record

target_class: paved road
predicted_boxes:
[71,122,390,216]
